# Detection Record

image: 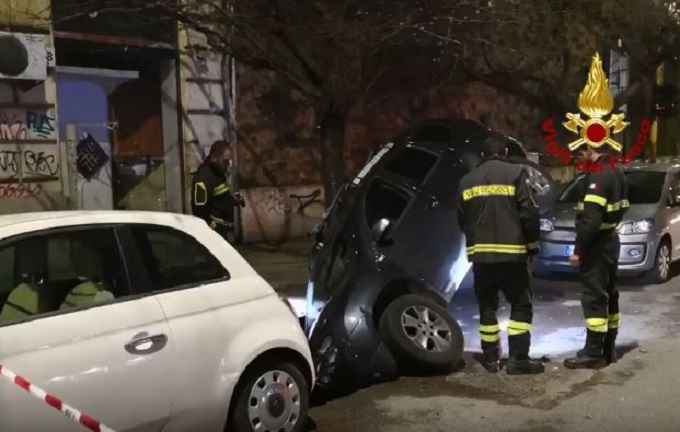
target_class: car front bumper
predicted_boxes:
[534,231,658,276]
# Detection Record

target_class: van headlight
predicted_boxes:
[540,218,554,232]
[617,218,655,235]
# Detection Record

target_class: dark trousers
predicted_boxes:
[579,233,620,335]
[214,223,235,243]
[472,261,534,360]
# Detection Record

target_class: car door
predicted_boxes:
[115,223,238,432]
[666,170,680,258]
[0,225,173,432]
[372,144,466,295]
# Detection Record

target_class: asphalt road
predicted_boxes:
[307,266,680,432]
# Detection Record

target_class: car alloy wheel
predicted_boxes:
[400,305,452,353]
[658,243,670,281]
[247,370,301,432]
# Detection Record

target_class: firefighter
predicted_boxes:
[457,136,544,375]
[191,140,245,242]
[564,144,628,369]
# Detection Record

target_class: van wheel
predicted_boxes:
[379,294,464,373]
[230,361,309,432]
[645,240,672,284]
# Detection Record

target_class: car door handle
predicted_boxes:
[124,332,168,355]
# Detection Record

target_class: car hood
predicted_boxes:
[548,202,659,228]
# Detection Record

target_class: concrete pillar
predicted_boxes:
[160,59,183,214]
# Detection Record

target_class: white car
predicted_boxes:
[0,211,314,432]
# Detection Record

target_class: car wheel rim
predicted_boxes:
[401,305,452,352]
[659,245,670,280]
[247,370,301,432]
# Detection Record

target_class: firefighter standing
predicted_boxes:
[564,145,628,369]
[191,140,245,242]
[458,137,545,375]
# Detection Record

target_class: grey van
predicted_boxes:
[534,162,680,283]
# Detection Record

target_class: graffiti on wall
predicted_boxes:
[242,186,325,244]
[0,148,60,180]
[0,108,57,141]
[0,183,43,199]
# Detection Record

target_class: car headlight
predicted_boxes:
[617,218,655,235]
[540,218,554,232]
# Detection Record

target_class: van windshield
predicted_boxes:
[558,171,667,204]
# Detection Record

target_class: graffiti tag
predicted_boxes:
[0,109,57,141]
[0,149,60,179]
[0,183,43,199]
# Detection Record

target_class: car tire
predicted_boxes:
[379,294,464,373]
[230,360,310,432]
[645,239,672,284]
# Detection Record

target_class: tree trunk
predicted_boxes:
[318,108,348,207]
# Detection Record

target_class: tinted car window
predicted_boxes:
[365,180,410,228]
[409,126,450,144]
[384,147,438,184]
[626,171,666,204]
[0,228,126,325]
[130,225,230,291]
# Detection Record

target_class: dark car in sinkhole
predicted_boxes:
[302,118,556,397]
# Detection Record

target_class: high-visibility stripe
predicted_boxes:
[578,199,629,212]
[479,324,500,333]
[607,199,629,212]
[584,194,607,207]
[213,183,230,196]
[194,182,207,206]
[608,313,621,329]
[480,333,500,343]
[527,241,539,250]
[586,317,608,332]
[507,320,532,336]
[466,244,527,255]
[462,185,515,201]
[600,222,617,230]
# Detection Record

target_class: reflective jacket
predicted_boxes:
[457,157,540,263]
[191,162,237,229]
[574,156,629,256]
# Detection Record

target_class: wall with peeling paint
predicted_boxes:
[0,6,66,215]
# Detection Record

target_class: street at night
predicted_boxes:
[306,271,680,431]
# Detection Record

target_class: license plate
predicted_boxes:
[564,245,575,255]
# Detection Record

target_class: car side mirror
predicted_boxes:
[371,218,394,246]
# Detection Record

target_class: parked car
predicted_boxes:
[304,118,555,397]
[534,162,680,283]
[0,211,313,432]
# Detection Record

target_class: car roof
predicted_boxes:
[0,210,200,230]
[624,162,680,173]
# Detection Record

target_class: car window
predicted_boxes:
[384,147,439,184]
[129,225,230,291]
[409,126,451,144]
[365,180,410,228]
[0,228,127,326]
[559,171,666,205]
[669,172,680,190]
[625,171,666,204]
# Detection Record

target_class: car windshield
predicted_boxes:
[558,170,667,204]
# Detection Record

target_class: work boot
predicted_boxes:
[564,330,607,369]
[480,343,501,373]
[507,333,545,375]
[603,329,618,365]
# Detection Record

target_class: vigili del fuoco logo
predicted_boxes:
[541,53,651,173]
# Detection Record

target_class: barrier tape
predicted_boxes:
[0,364,116,432]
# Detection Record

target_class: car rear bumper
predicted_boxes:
[535,235,658,276]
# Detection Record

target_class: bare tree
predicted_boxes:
[53,0,498,204]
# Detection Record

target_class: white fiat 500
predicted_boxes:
[0,211,314,432]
